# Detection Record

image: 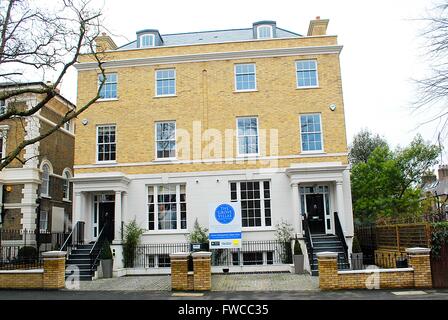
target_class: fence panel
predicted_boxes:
[431,242,448,288]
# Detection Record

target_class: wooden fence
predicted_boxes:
[355,223,431,253]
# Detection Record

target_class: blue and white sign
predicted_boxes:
[209,202,242,249]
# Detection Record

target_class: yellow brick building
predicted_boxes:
[73,18,354,274]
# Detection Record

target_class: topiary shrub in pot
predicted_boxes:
[293,238,304,274]
[100,240,113,278]
[351,235,363,270]
[187,218,209,252]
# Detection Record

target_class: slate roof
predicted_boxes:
[422,180,448,196]
[118,27,301,50]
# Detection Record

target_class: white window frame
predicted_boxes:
[40,160,52,198]
[62,168,72,202]
[96,124,117,164]
[140,34,155,48]
[0,100,7,115]
[63,120,72,133]
[299,113,324,153]
[230,180,272,229]
[147,184,187,231]
[155,69,176,97]
[155,121,176,160]
[234,63,257,92]
[236,117,259,157]
[39,210,48,232]
[98,73,118,100]
[257,25,273,39]
[0,125,8,161]
[295,60,319,89]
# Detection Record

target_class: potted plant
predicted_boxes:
[100,240,113,278]
[351,235,363,270]
[293,238,304,274]
[122,219,144,268]
[187,218,209,252]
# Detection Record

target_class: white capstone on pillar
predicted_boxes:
[114,191,122,243]
[335,180,345,232]
[291,183,302,235]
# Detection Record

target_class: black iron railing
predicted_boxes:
[0,245,43,270]
[302,214,314,266]
[90,222,109,272]
[334,212,349,265]
[60,221,85,256]
[132,240,292,268]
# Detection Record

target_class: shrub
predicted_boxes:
[187,218,208,243]
[100,240,113,260]
[352,235,362,253]
[122,219,144,268]
[17,246,37,262]
[275,219,294,264]
[293,239,302,255]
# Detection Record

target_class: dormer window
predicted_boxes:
[257,25,273,39]
[140,34,155,48]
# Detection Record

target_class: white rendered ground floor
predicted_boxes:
[71,161,354,273]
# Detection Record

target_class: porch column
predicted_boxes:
[114,191,122,243]
[335,180,345,232]
[73,192,83,224]
[291,183,302,235]
[122,192,128,226]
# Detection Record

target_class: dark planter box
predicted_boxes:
[351,253,364,270]
[190,242,209,252]
[396,258,408,268]
[101,259,113,278]
[293,255,304,274]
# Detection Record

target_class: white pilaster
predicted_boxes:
[20,183,39,231]
[291,183,302,235]
[335,180,345,232]
[122,192,128,226]
[114,191,122,243]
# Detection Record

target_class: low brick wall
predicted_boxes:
[318,248,432,290]
[170,251,212,291]
[0,251,66,290]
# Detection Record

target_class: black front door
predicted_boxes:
[306,194,325,234]
[98,202,114,242]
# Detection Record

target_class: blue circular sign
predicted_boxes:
[215,204,235,224]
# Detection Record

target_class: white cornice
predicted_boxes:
[75,45,343,71]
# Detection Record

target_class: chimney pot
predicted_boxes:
[316,16,320,20]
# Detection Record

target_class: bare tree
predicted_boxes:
[414,1,448,147]
[0,0,107,170]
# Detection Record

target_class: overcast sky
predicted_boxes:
[59,0,447,161]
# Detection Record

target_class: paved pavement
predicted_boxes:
[0,289,448,300]
[78,274,319,292]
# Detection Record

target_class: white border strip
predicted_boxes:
[338,268,414,275]
[74,152,348,169]
[0,269,44,274]
[75,45,343,71]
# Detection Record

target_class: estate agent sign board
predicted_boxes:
[209,202,242,249]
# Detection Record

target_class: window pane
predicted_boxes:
[296,60,318,88]
[98,73,117,99]
[237,117,258,155]
[156,122,176,159]
[300,114,322,152]
[235,64,256,91]
[156,69,176,96]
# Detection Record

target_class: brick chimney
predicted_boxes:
[95,32,117,52]
[307,16,330,36]
[438,165,448,181]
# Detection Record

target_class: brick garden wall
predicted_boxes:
[317,248,432,290]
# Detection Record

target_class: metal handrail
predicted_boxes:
[60,221,84,252]
[89,221,108,272]
[303,214,314,263]
[334,212,349,263]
